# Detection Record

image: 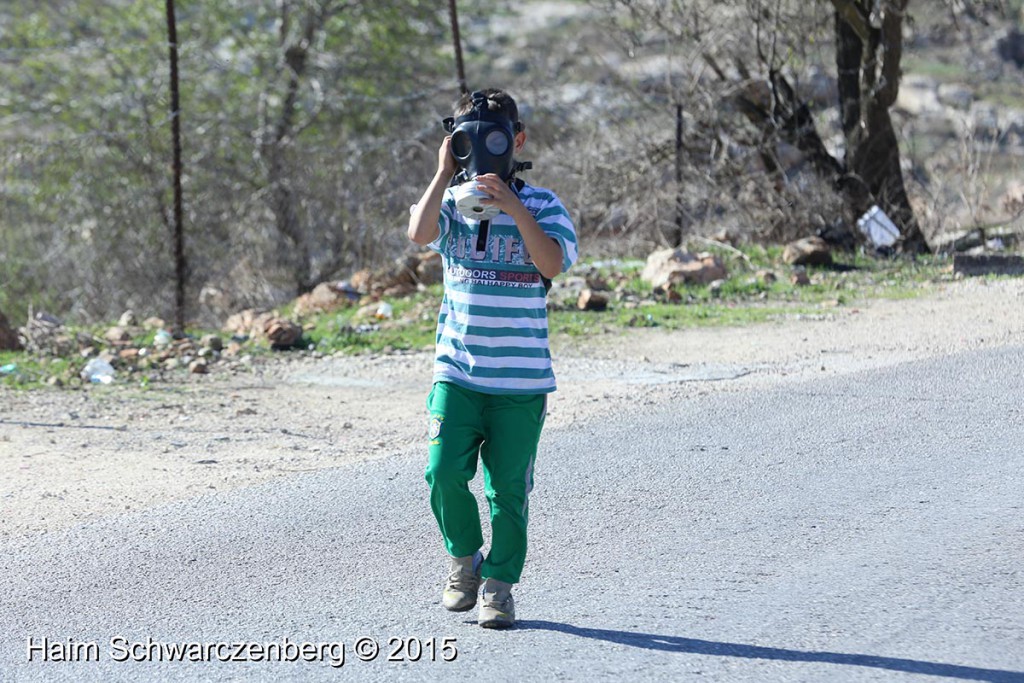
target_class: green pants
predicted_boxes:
[424,381,547,584]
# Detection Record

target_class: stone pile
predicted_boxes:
[641,248,728,292]
[782,236,832,267]
[7,309,251,386]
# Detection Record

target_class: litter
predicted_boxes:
[857,205,899,248]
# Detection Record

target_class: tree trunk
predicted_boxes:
[264,5,321,295]
[833,1,928,253]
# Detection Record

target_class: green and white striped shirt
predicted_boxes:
[428,181,578,395]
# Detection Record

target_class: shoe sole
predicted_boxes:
[443,601,477,612]
[478,617,514,629]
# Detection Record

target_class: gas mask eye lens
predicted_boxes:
[484,129,510,155]
[451,130,472,160]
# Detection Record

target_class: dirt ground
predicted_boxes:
[1,276,1022,539]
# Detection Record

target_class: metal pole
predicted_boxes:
[448,0,468,95]
[165,0,187,337]
[675,103,685,247]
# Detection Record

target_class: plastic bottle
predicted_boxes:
[154,329,173,348]
[375,302,394,320]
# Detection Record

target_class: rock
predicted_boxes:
[104,326,132,344]
[164,358,180,371]
[188,359,209,374]
[223,309,275,339]
[383,283,416,299]
[263,317,302,349]
[1001,180,1024,216]
[937,83,973,111]
[953,254,1024,277]
[0,310,21,351]
[641,248,727,289]
[390,254,421,289]
[896,75,941,115]
[19,312,74,356]
[791,268,811,286]
[549,276,588,307]
[223,309,254,336]
[200,334,223,352]
[584,272,610,291]
[198,284,234,320]
[1004,109,1024,144]
[642,248,682,285]
[349,269,373,293]
[354,303,379,321]
[143,316,165,330]
[710,228,738,246]
[783,237,832,266]
[173,338,197,355]
[970,103,1001,140]
[75,331,95,350]
[118,310,137,327]
[414,251,444,285]
[293,281,357,317]
[577,289,609,311]
[118,348,140,360]
[996,28,1024,68]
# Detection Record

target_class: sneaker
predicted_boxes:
[442,552,482,611]
[477,578,515,629]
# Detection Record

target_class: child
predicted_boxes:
[407,88,578,629]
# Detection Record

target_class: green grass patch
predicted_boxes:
[299,285,443,355]
[547,248,949,340]
[549,302,821,337]
[903,56,971,82]
[0,249,961,390]
[0,351,76,389]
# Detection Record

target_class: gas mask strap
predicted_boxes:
[476,219,490,256]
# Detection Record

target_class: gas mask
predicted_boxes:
[442,91,531,221]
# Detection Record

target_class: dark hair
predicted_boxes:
[454,88,522,129]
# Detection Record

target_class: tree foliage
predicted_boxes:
[0,0,1011,325]
[582,0,928,252]
[0,0,450,324]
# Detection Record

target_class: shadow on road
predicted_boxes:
[517,621,1024,682]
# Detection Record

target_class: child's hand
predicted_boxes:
[438,136,458,178]
[475,174,523,216]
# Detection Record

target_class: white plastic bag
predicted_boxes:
[81,358,115,384]
[857,205,899,248]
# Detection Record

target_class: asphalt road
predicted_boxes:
[1,346,1022,682]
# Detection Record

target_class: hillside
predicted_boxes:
[1,0,1023,326]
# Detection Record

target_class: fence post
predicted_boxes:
[448,0,468,95]
[675,103,685,247]
[165,0,187,337]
